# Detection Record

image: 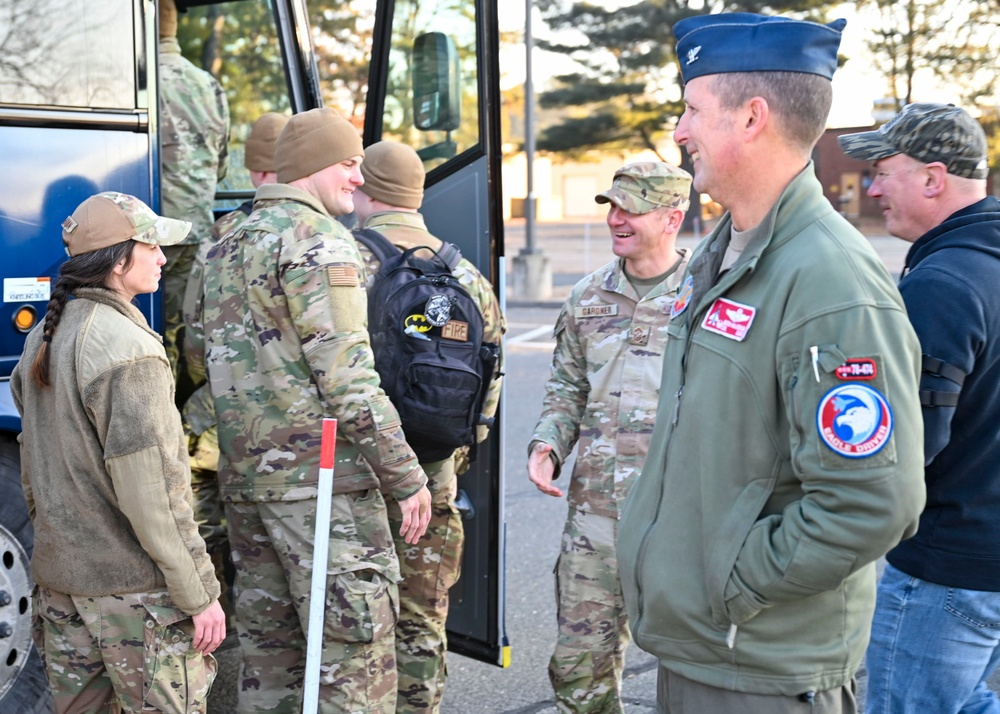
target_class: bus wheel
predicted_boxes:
[0,437,52,713]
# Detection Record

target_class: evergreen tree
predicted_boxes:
[532,0,841,225]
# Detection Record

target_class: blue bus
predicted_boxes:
[0,0,507,706]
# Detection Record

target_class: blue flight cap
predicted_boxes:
[674,13,846,83]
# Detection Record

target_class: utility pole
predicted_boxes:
[511,0,552,300]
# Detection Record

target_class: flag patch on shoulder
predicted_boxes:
[328,264,359,286]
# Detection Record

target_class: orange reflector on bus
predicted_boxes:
[14,305,37,333]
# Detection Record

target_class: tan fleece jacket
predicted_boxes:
[11,288,219,614]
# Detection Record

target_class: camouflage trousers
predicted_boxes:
[33,586,217,713]
[186,409,234,622]
[387,457,464,713]
[550,507,632,714]
[225,493,401,713]
[190,440,226,553]
[161,243,198,383]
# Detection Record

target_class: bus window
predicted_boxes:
[382,0,479,167]
[175,0,294,198]
[306,0,480,169]
[0,0,137,110]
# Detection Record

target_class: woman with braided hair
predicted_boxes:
[10,192,225,713]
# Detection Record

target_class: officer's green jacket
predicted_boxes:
[202,183,427,503]
[618,166,926,696]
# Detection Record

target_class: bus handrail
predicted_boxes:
[0,107,147,131]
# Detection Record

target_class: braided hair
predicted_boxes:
[29,241,137,388]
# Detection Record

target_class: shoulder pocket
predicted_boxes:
[793,346,898,470]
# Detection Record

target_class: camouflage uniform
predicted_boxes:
[530,250,689,713]
[182,204,252,560]
[34,587,216,714]
[357,210,504,713]
[159,35,229,381]
[202,183,427,712]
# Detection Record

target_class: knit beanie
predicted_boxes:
[244,113,289,173]
[275,108,364,184]
[159,0,177,38]
[359,141,425,209]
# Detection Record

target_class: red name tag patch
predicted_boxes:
[701,298,756,342]
[836,358,877,381]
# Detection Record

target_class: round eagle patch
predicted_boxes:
[816,383,893,458]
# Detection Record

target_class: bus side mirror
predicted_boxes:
[412,32,460,132]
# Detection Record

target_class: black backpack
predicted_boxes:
[354,228,499,463]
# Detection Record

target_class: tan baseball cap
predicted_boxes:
[61,192,191,257]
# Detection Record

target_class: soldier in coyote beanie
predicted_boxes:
[353,140,505,713]
[181,112,292,637]
[201,112,432,712]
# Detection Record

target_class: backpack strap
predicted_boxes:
[355,227,463,272]
[353,228,402,266]
[437,242,462,271]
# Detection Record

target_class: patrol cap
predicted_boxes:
[838,103,989,180]
[244,112,289,173]
[674,13,846,83]
[359,141,425,210]
[61,192,191,257]
[275,108,365,184]
[595,162,692,214]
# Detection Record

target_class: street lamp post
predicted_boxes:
[512,0,552,300]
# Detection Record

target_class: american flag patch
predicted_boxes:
[327,265,359,286]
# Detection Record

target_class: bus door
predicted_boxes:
[175,0,508,669]
[360,0,508,667]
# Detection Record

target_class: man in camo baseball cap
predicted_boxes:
[595,161,692,213]
[838,102,989,179]
[61,192,191,257]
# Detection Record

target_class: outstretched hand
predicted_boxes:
[528,443,564,498]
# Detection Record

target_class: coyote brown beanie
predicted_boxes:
[159,0,177,38]
[359,141,425,209]
[275,108,364,184]
[244,113,289,173]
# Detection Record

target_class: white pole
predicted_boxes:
[302,418,337,714]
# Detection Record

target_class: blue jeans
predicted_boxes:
[865,563,1000,714]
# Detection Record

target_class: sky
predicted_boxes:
[497,2,965,131]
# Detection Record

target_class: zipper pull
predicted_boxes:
[809,346,821,383]
[726,624,737,649]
